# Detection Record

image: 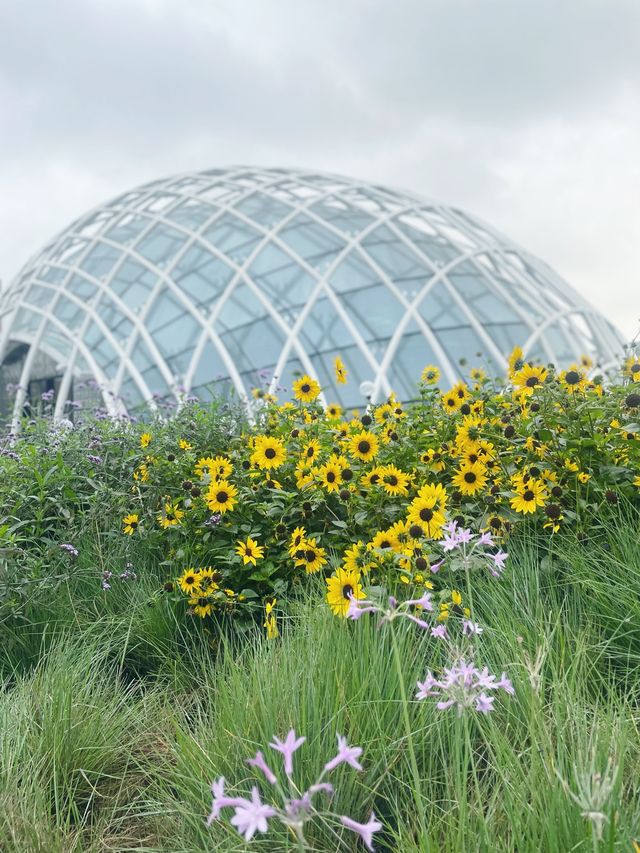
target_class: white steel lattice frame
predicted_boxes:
[0,166,624,426]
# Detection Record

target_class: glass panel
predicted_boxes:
[435,325,486,372]
[191,339,230,389]
[83,320,117,369]
[95,296,134,343]
[12,307,40,334]
[361,225,431,281]
[146,287,189,336]
[131,338,154,372]
[172,243,233,307]
[140,364,170,397]
[53,296,86,331]
[202,213,262,263]
[278,214,346,272]
[38,265,67,285]
[23,284,55,310]
[299,298,356,352]
[79,241,122,280]
[386,323,439,401]
[220,317,284,373]
[340,283,405,341]
[42,327,72,360]
[109,259,157,310]
[234,192,292,228]
[329,251,381,294]
[166,198,218,230]
[50,237,89,265]
[135,223,188,269]
[248,244,315,311]
[394,214,461,264]
[448,266,522,325]
[418,281,468,329]
[153,312,200,365]
[309,196,375,236]
[106,213,152,246]
[119,373,144,408]
[216,283,265,332]
[66,273,99,301]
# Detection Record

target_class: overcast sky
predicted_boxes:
[1,0,639,337]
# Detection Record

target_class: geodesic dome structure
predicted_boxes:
[0,166,624,420]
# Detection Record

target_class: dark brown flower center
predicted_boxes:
[523,489,534,502]
[420,508,434,522]
[342,584,354,599]
[565,371,580,385]
[525,376,539,387]
[358,440,371,454]
[217,491,228,503]
[464,472,477,483]
[265,447,276,459]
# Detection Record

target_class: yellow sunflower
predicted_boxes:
[452,461,488,496]
[326,403,343,420]
[157,502,184,529]
[264,599,279,639]
[293,375,321,402]
[205,480,238,514]
[140,432,152,448]
[326,568,365,617]
[235,537,265,566]
[317,460,343,493]
[512,364,547,395]
[294,537,327,574]
[559,367,588,394]
[421,364,440,385]
[189,594,213,618]
[348,430,379,462]
[178,568,201,595]
[288,526,307,558]
[378,464,410,496]
[251,436,287,470]
[510,479,546,514]
[300,439,321,463]
[334,356,348,385]
[406,494,446,539]
[122,513,139,535]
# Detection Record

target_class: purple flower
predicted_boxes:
[347,599,377,620]
[462,619,483,635]
[60,543,78,557]
[431,624,448,640]
[416,658,513,716]
[478,531,494,546]
[487,549,508,576]
[229,786,277,841]
[406,592,434,611]
[430,558,445,573]
[269,729,306,776]
[415,672,439,700]
[324,734,363,773]
[475,693,495,713]
[340,812,382,851]
[207,777,245,825]
[87,454,102,465]
[246,750,277,785]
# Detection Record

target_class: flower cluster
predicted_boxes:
[208,729,381,849]
[416,659,515,715]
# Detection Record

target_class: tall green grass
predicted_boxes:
[1,514,639,851]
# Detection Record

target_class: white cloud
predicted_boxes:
[1,0,638,337]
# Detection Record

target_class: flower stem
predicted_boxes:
[390,623,429,846]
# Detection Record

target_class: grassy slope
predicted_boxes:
[1,517,640,852]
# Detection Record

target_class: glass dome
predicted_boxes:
[0,166,624,419]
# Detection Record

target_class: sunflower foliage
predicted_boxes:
[3,348,640,635]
